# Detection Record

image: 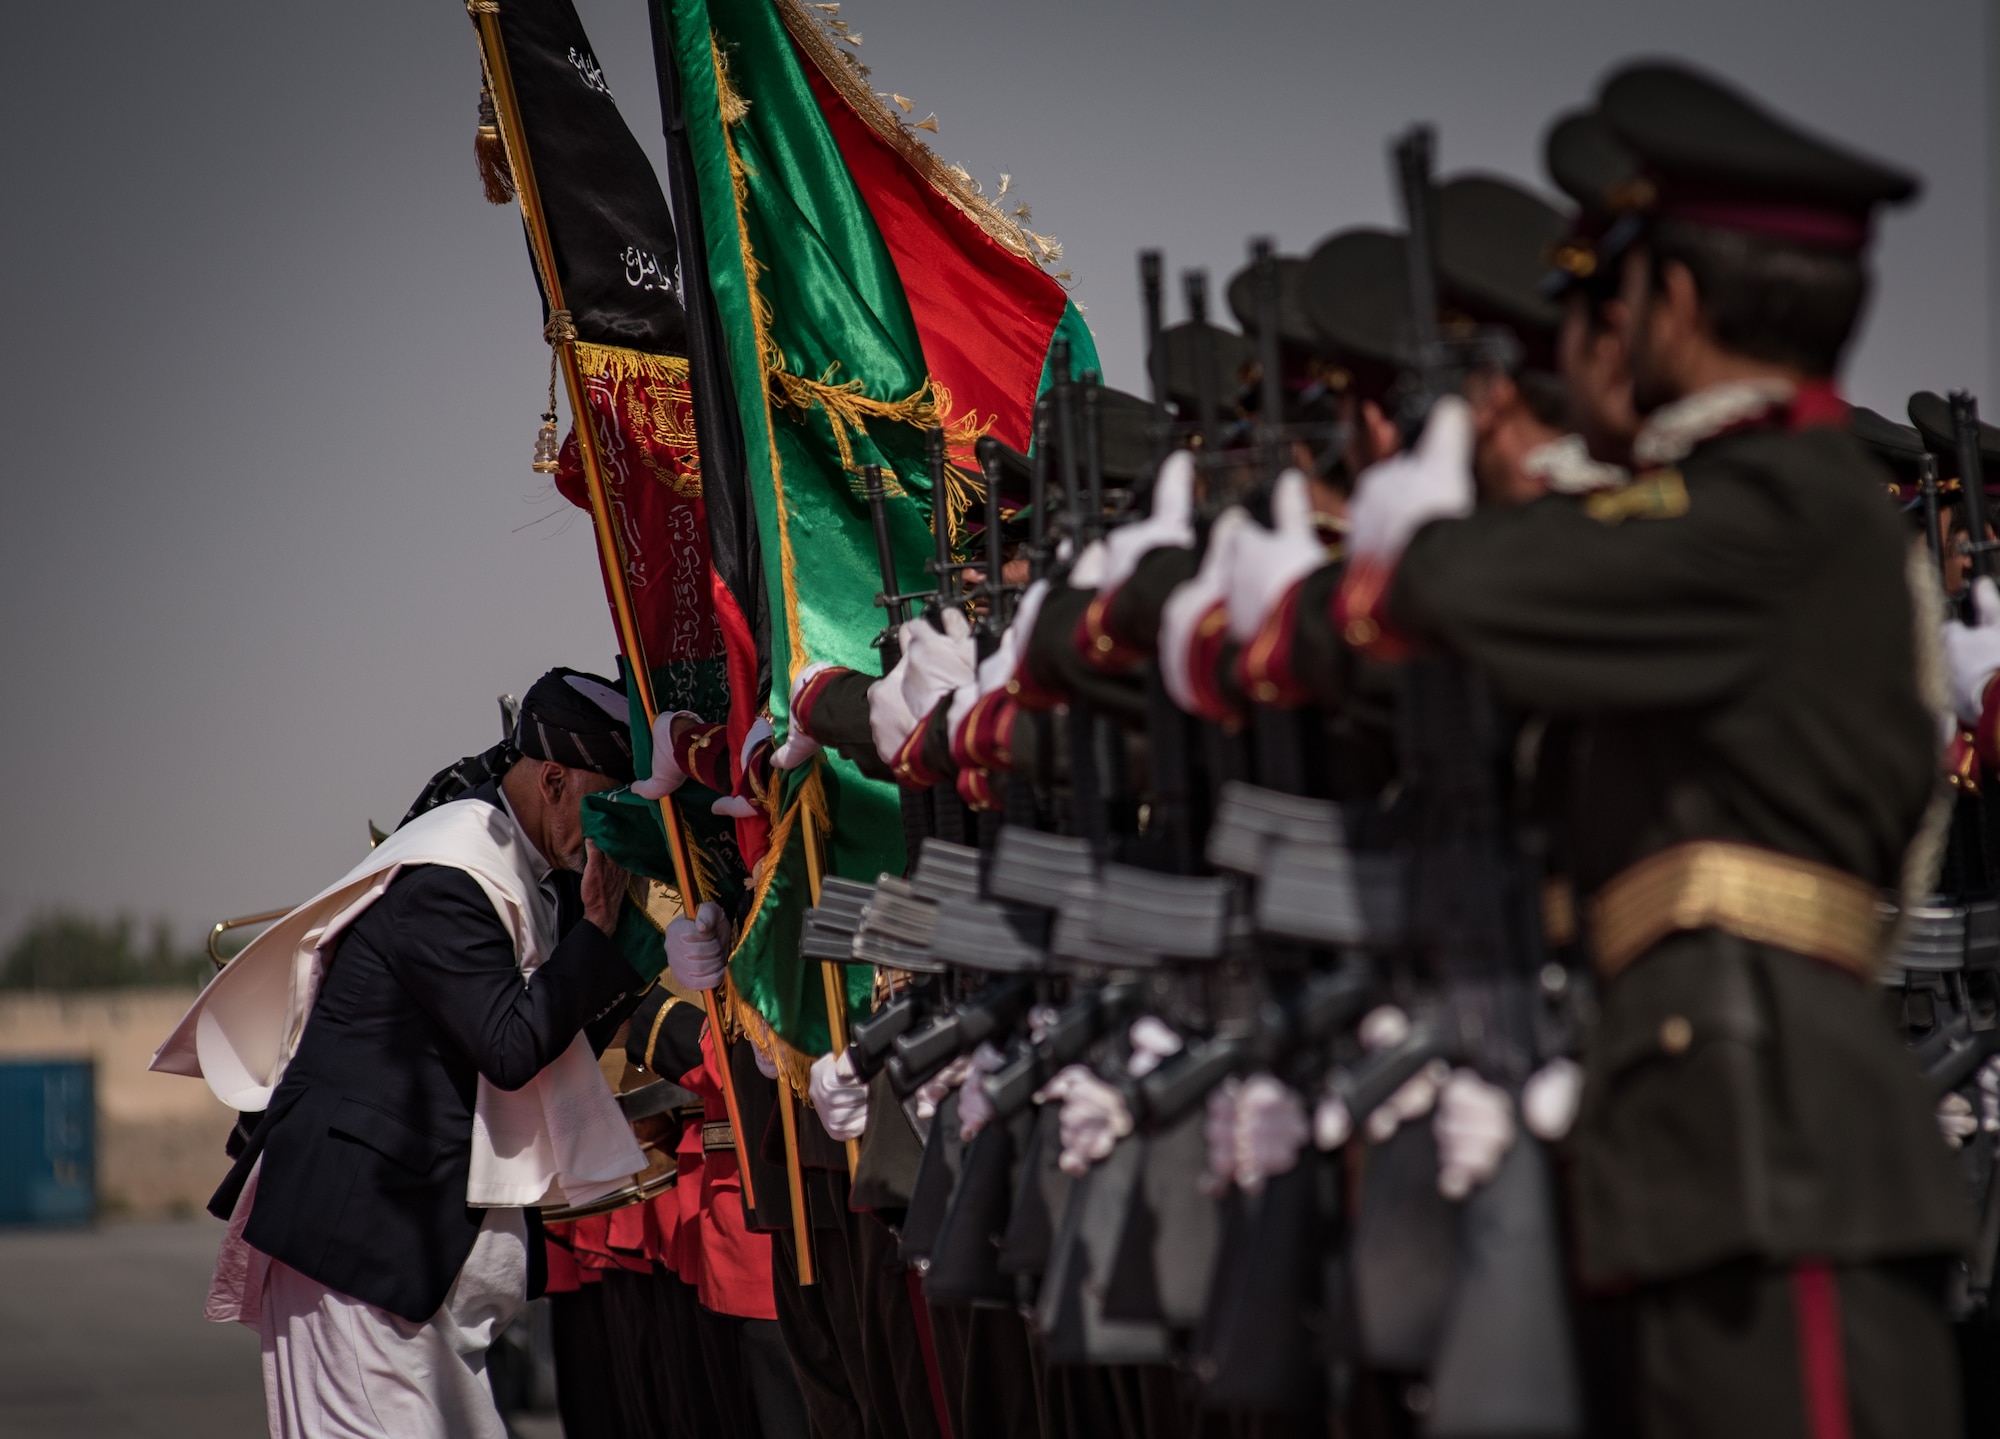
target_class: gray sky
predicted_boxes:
[0,0,1990,944]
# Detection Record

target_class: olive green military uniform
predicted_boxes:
[1389,405,1971,1436]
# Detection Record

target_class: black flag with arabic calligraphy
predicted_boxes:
[492,0,686,351]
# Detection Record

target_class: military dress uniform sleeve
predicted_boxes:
[1389,466,1804,714]
[384,865,638,1093]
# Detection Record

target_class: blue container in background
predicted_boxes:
[0,1059,95,1225]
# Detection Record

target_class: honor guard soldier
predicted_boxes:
[1329,62,1972,1438]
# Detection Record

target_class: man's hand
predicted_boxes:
[580,841,630,935]
[1346,396,1475,565]
[665,902,732,991]
[1944,577,2000,726]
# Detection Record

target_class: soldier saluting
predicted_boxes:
[1326,62,1972,1437]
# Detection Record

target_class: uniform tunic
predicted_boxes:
[1385,398,1971,1283]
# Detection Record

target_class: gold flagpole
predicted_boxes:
[471,2,758,1211]
[801,805,860,1177]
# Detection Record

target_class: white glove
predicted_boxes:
[1224,470,1329,643]
[1434,1069,1517,1199]
[956,1042,1010,1141]
[1232,1074,1311,1195]
[751,1040,780,1080]
[1099,451,1198,594]
[632,710,700,800]
[774,663,838,770]
[1346,396,1475,565]
[868,668,918,767]
[1313,1091,1353,1151]
[711,715,776,819]
[664,901,732,991]
[1124,1016,1184,1078]
[901,608,977,719]
[1944,578,2000,726]
[1938,1091,1978,1150]
[912,1052,974,1122]
[1358,1005,1412,1053]
[1365,1058,1451,1143]
[948,586,1043,737]
[1034,1064,1134,1177]
[1980,1057,2000,1134]
[1521,1057,1584,1142]
[1158,510,1246,712]
[1201,1078,1242,1196]
[810,1049,870,1142]
[1068,538,1109,589]
[873,610,977,765]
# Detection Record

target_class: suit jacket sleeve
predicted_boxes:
[382,865,637,1092]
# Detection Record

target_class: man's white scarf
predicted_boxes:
[152,798,644,1207]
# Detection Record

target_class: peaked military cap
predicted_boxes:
[1542,109,1645,297]
[1908,392,2000,482]
[1225,255,1318,353]
[1149,321,1256,416]
[1544,109,1643,221]
[983,386,1161,495]
[1849,407,1926,475]
[1436,174,1569,363]
[1300,228,1410,390]
[1596,62,1919,247]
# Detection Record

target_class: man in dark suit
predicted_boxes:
[205,667,651,1438]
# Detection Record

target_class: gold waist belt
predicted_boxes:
[701,1119,735,1153]
[1590,841,1886,979]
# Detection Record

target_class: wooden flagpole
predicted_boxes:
[471,3,759,1212]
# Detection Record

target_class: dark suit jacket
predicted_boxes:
[209,783,639,1322]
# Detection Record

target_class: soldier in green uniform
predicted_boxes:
[1328,62,1973,1438]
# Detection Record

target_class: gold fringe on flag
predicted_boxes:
[572,342,692,387]
[721,763,832,1096]
[771,0,1062,271]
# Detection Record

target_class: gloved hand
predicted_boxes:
[1035,1064,1134,1177]
[867,668,917,767]
[1366,1059,1451,1143]
[1314,1089,1354,1151]
[1067,538,1109,590]
[1232,1073,1311,1195]
[956,1042,1010,1141]
[899,607,978,724]
[1346,396,1475,565]
[912,1052,974,1122]
[1225,470,1328,643]
[751,1040,780,1080]
[664,901,732,991]
[1124,1016,1184,1078]
[1159,510,1246,713]
[1944,577,2000,726]
[711,716,774,819]
[1521,1057,1584,1142]
[772,662,837,770]
[1201,1079,1242,1196]
[1099,451,1197,595]
[948,583,1044,737]
[1322,1004,1423,1147]
[632,710,700,800]
[1434,1069,1516,1199]
[1939,1091,1979,1149]
[809,1049,870,1142]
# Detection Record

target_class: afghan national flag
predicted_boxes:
[473,0,744,887]
[650,0,1098,1067]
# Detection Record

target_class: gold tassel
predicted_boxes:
[475,83,515,205]
[914,113,937,133]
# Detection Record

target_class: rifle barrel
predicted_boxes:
[1952,392,1993,584]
